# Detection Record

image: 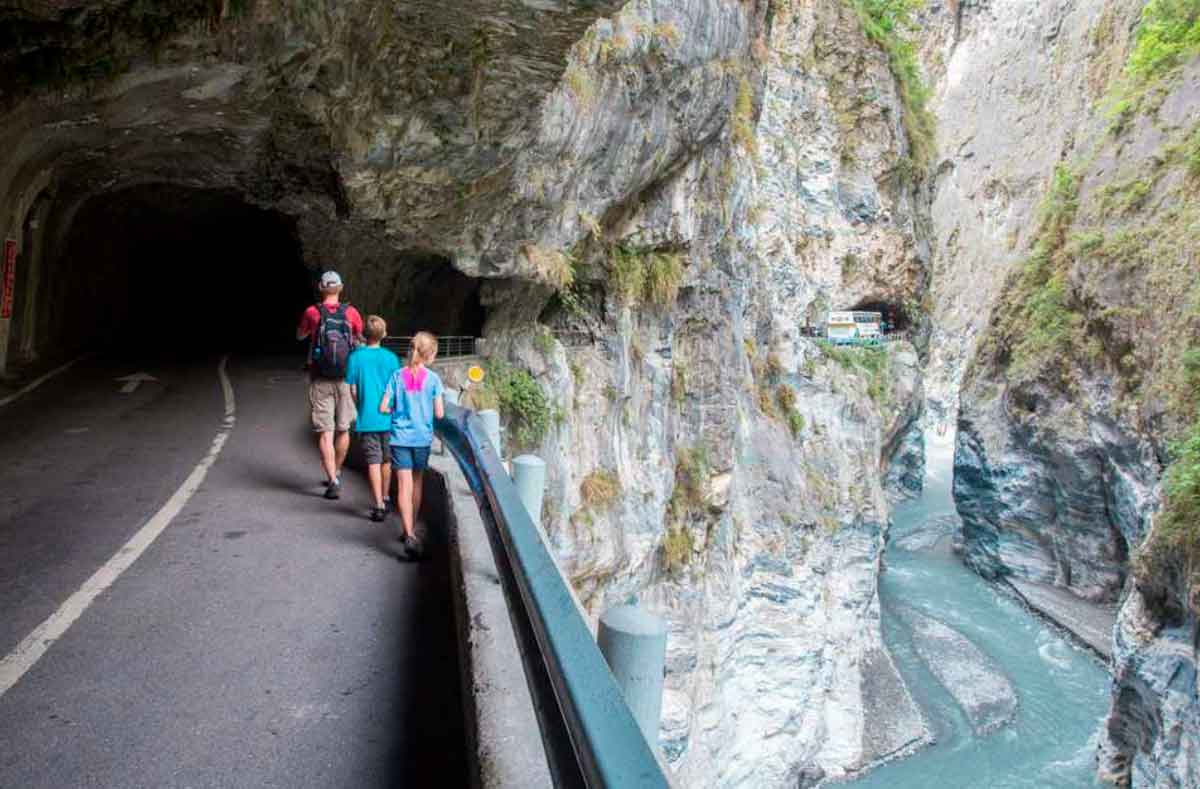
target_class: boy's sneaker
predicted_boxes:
[324,478,342,500]
[368,506,386,522]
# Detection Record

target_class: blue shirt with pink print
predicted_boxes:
[384,366,443,447]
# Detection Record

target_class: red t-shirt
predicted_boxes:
[298,302,364,339]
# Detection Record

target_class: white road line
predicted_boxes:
[0,354,237,699]
[0,354,90,408]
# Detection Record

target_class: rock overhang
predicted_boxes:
[2,0,751,288]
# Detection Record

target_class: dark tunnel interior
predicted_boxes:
[30,185,487,362]
[385,254,486,338]
[847,299,910,332]
[47,185,312,356]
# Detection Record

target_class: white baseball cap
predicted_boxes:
[320,271,343,288]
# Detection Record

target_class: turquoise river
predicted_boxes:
[848,432,1112,788]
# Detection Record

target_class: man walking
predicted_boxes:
[297,271,363,499]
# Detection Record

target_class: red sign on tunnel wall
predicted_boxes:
[1,239,16,319]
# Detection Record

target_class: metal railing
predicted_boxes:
[384,335,478,358]
[435,404,669,789]
[812,331,910,347]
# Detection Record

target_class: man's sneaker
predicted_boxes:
[324,478,342,500]
[369,506,386,522]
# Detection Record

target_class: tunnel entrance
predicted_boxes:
[41,184,311,357]
[847,299,911,333]
[384,253,485,338]
[20,184,489,365]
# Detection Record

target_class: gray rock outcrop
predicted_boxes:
[895,605,1018,736]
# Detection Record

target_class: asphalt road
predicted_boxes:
[0,353,466,788]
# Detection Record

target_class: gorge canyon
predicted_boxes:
[0,0,1197,786]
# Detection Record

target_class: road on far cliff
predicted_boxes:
[0,352,466,789]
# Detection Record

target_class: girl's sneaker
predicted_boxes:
[368,506,386,522]
[402,533,425,559]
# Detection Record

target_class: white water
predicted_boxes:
[848,432,1110,788]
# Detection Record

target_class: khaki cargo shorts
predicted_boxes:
[309,377,357,433]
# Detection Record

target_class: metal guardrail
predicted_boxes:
[435,403,669,789]
[384,335,477,358]
[813,332,910,347]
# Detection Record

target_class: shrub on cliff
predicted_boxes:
[608,245,685,308]
[1136,415,1200,617]
[1136,339,1200,616]
[1127,0,1200,79]
[580,468,621,510]
[662,446,712,576]
[1105,0,1200,131]
[821,343,894,405]
[472,361,552,450]
[848,0,935,170]
[984,164,1086,385]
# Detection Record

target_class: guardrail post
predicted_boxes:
[598,604,667,746]
[511,454,546,523]
[477,409,502,456]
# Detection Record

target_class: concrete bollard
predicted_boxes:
[477,409,502,456]
[511,454,546,524]
[597,604,667,746]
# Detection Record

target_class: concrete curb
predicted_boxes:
[431,453,553,789]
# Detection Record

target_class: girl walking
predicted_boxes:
[380,331,444,559]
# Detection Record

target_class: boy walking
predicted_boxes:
[346,316,401,521]
[296,271,363,499]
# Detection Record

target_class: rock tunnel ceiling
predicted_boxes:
[0,0,749,287]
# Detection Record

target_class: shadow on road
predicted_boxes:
[381,471,470,786]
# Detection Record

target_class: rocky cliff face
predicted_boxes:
[918,0,1138,422]
[934,0,1200,785]
[0,0,932,786]
[491,1,933,782]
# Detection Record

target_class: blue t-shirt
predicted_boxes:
[384,366,443,447]
[345,346,401,433]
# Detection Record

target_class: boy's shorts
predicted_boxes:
[390,445,431,471]
[358,432,390,465]
[309,378,356,433]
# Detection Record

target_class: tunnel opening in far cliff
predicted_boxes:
[848,299,912,333]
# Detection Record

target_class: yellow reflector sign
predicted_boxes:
[467,365,485,383]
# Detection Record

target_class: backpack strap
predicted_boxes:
[309,303,325,364]
[339,303,358,346]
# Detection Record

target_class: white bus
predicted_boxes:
[826,311,883,345]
